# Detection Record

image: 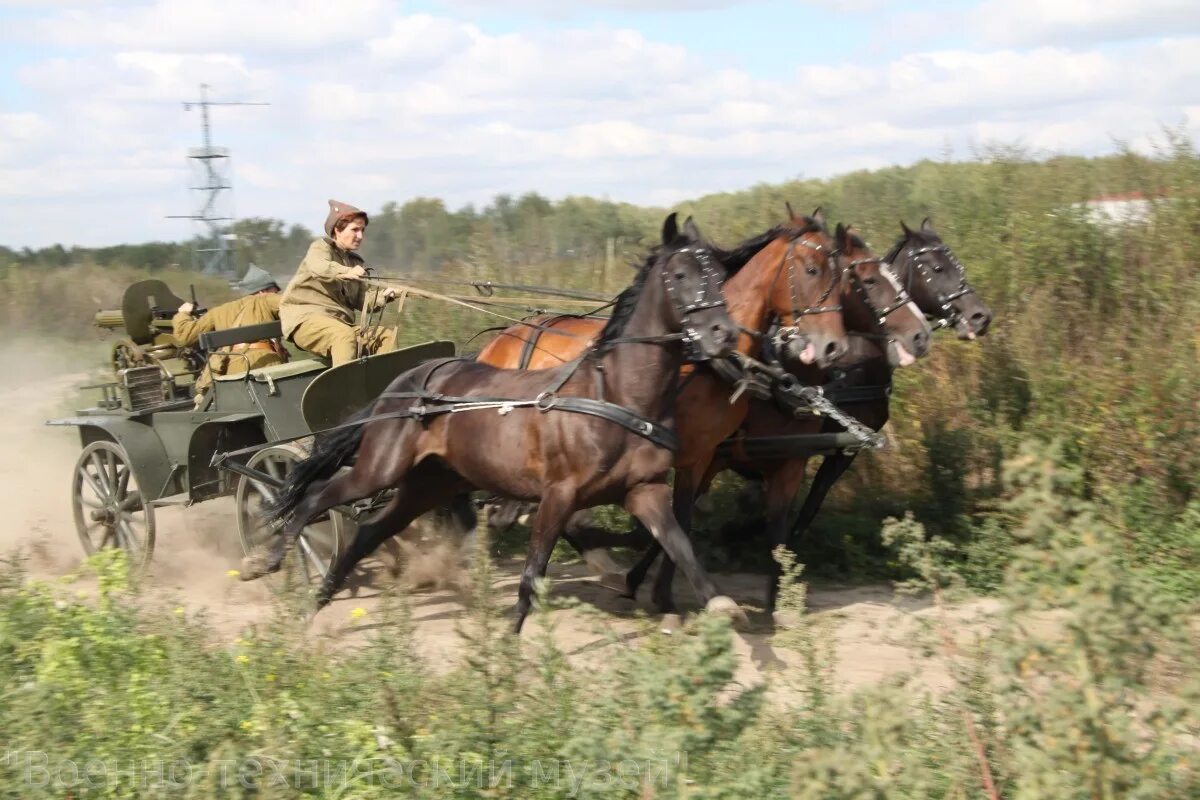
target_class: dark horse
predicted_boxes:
[244,215,742,632]
[477,212,932,618]
[625,215,993,618]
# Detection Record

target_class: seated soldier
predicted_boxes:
[279,199,399,366]
[173,265,286,409]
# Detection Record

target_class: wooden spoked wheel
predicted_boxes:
[235,444,346,598]
[71,440,156,571]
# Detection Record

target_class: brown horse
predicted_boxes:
[247,214,742,632]
[478,213,932,614]
[626,216,992,618]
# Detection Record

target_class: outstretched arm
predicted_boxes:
[172,306,215,346]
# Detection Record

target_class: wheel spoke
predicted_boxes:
[301,524,335,553]
[90,522,114,550]
[117,516,141,557]
[91,452,116,496]
[118,490,144,513]
[116,466,131,502]
[299,534,328,578]
[249,479,277,502]
[82,459,110,501]
[79,496,103,509]
[103,449,120,493]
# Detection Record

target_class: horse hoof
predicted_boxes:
[599,572,631,595]
[581,548,623,577]
[705,596,749,629]
[659,613,683,634]
[772,609,802,630]
[238,548,280,581]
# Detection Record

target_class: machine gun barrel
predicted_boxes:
[94,310,125,329]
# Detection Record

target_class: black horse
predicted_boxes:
[622,216,993,618]
[244,214,745,632]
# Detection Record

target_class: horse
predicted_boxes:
[476,212,931,618]
[243,214,743,632]
[624,214,992,619]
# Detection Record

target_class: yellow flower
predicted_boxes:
[265,673,276,682]
[235,654,250,665]
[226,569,241,578]
[350,607,367,620]
[239,720,252,731]
[173,606,185,616]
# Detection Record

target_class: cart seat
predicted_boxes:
[214,358,329,383]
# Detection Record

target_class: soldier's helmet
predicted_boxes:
[233,264,280,295]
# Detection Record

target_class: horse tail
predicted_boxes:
[262,408,370,520]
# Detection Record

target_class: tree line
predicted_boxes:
[6,136,1198,596]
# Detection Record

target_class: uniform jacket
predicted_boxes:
[279,238,385,338]
[172,293,283,376]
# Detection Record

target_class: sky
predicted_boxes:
[1,0,1198,248]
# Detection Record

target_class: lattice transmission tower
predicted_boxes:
[168,84,268,277]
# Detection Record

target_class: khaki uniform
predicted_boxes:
[173,293,284,397]
[279,237,395,366]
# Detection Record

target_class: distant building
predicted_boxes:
[1076,190,1165,225]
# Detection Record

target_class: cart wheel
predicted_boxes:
[71,440,156,571]
[235,444,346,597]
[112,339,147,372]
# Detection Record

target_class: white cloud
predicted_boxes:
[972,0,1200,47]
[434,0,746,13]
[38,0,390,54]
[3,4,1200,247]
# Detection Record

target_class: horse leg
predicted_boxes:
[789,450,858,546]
[559,509,642,576]
[762,456,810,618]
[262,471,371,575]
[514,484,577,633]
[624,483,744,625]
[487,497,526,532]
[648,468,700,614]
[622,537,662,600]
[315,466,466,610]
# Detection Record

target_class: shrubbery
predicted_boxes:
[1,442,1196,798]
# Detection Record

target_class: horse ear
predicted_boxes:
[834,222,847,248]
[683,215,703,243]
[900,220,913,237]
[661,212,679,245]
[921,217,935,233]
[785,201,796,220]
[811,206,827,228]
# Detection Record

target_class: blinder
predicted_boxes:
[664,245,728,362]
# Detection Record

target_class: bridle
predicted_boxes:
[841,251,915,328]
[770,234,844,352]
[893,239,976,330]
[592,244,729,363]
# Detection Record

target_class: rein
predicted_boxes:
[358,245,727,453]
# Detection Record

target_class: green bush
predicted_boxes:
[2,440,1196,798]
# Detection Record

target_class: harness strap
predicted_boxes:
[814,383,891,406]
[376,388,679,451]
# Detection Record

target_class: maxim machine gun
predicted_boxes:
[92,279,209,408]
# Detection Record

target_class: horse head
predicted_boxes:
[894,218,992,340]
[834,222,931,367]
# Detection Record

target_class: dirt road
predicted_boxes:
[2,345,995,693]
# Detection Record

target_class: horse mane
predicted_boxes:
[885,226,939,263]
[709,218,825,275]
[592,245,657,354]
[589,216,826,354]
